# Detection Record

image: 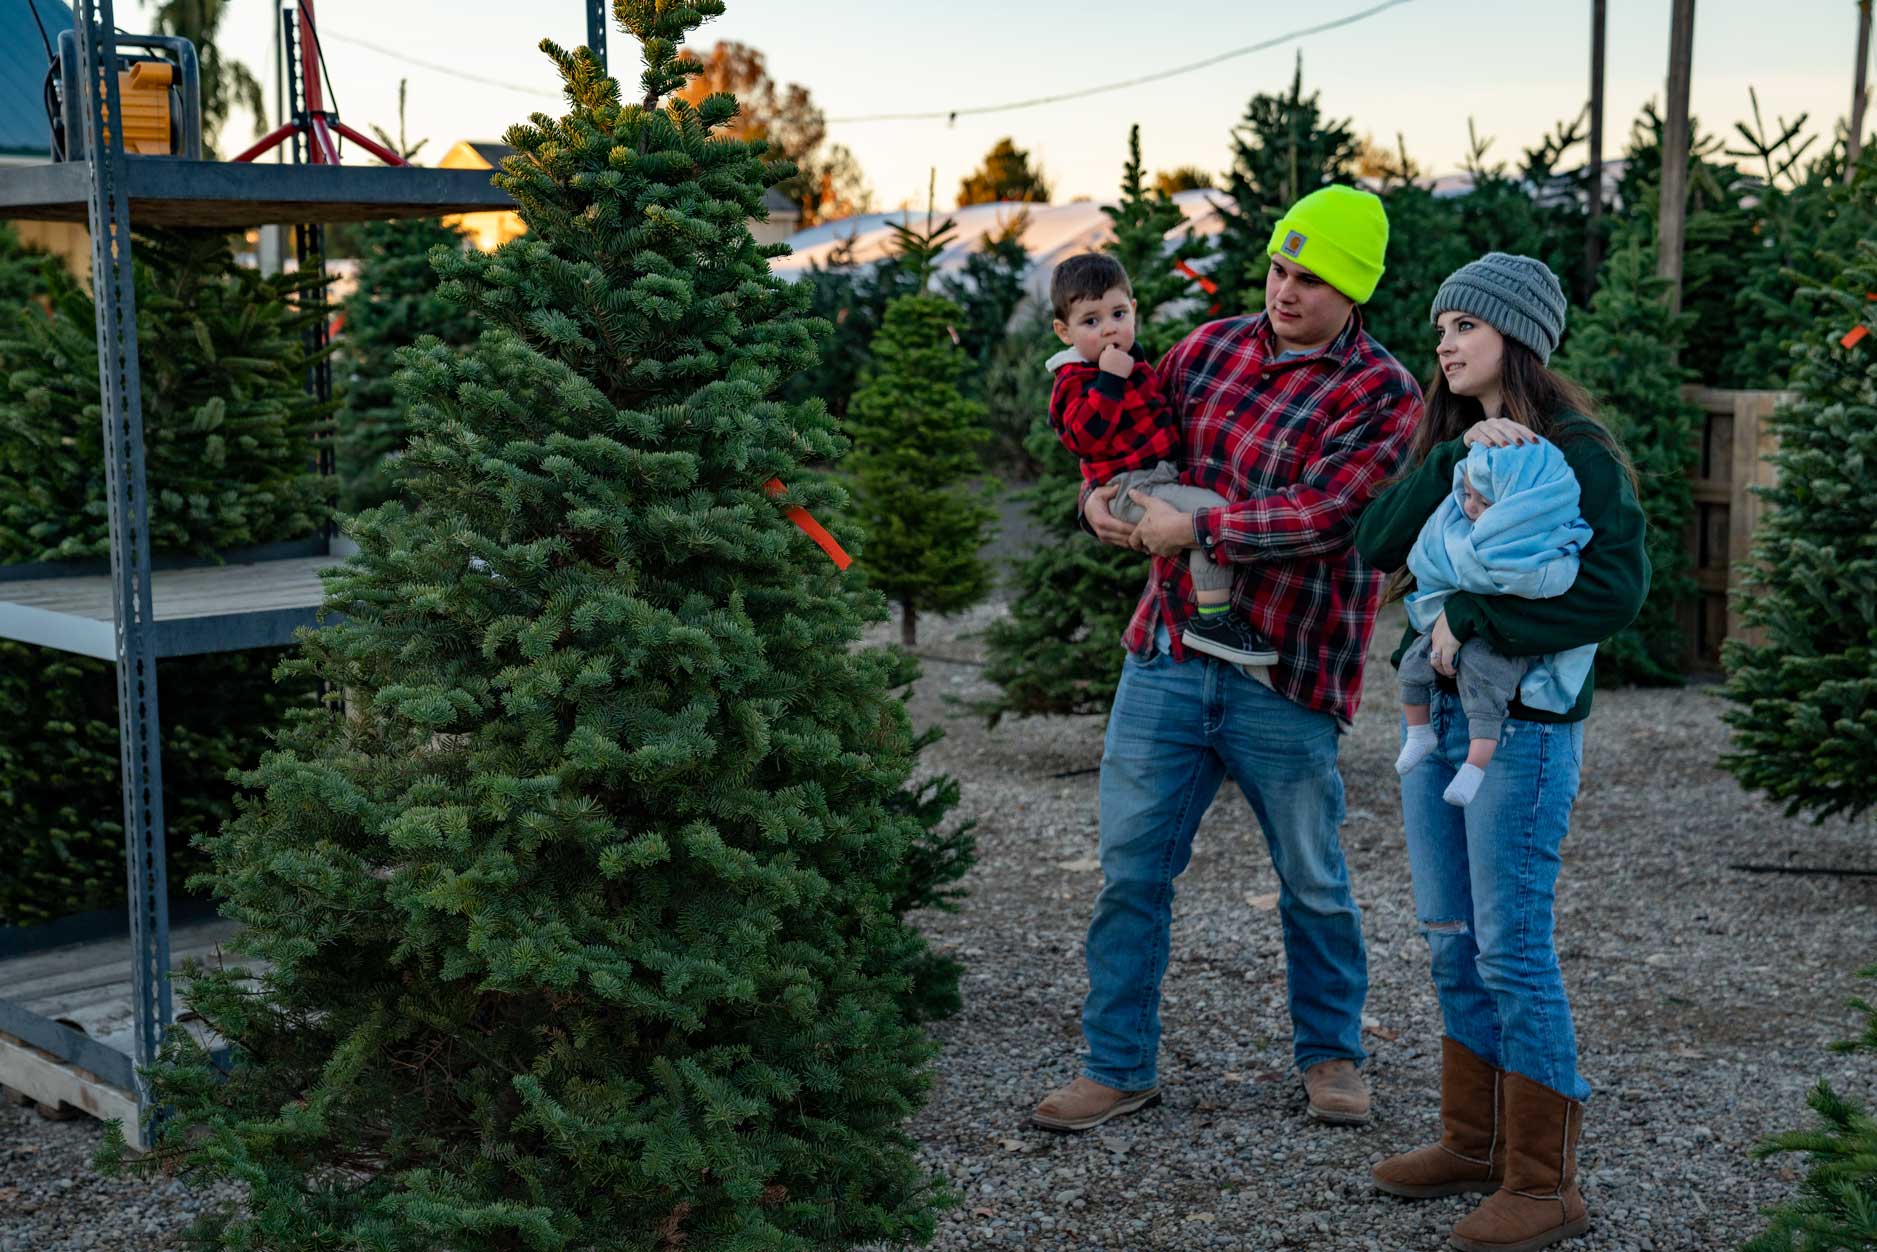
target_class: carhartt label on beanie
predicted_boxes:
[1265,185,1389,304]
[1429,253,1569,365]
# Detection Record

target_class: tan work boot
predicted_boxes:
[1302,1058,1372,1125]
[1030,1077,1160,1133]
[1449,1072,1589,1252]
[1373,1037,1505,1197]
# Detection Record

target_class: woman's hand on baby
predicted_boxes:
[1129,491,1197,557]
[1085,481,1137,548]
[1462,418,1539,448]
[1428,611,1461,677]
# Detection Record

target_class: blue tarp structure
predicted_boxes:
[1,0,72,161]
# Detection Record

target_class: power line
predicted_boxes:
[319,28,563,100]
[826,0,1417,124]
[316,1,1412,126]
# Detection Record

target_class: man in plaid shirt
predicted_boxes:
[1033,186,1423,1135]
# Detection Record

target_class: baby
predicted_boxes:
[1045,252,1276,667]
[1395,438,1598,806]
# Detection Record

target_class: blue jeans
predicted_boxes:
[1082,635,1367,1089]
[1401,688,1591,1101]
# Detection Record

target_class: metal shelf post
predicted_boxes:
[71,0,171,1140]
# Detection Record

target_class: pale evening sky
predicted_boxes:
[182,1,1865,212]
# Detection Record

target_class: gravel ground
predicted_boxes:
[6,589,1873,1252]
[879,598,1877,1252]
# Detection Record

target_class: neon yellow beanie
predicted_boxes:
[1265,185,1389,304]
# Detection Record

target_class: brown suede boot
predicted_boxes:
[1030,1077,1160,1132]
[1449,1071,1588,1252]
[1372,1037,1505,1198]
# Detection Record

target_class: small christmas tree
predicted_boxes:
[1359,134,1471,364]
[980,124,1209,722]
[0,230,330,562]
[123,5,950,1245]
[1213,55,1360,306]
[1731,139,1877,389]
[0,231,325,926]
[0,221,47,307]
[1743,963,1877,1252]
[940,211,1031,378]
[979,313,1058,479]
[779,231,922,421]
[336,82,482,514]
[846,215,997,647]
[1555,228,1699,685]
[336,216,477,513]
[1609,104,1759,387]
[1450,115,1588,304]
[0,646,306,926]
[1102,124,1211,357]
[1720,240,1877,822]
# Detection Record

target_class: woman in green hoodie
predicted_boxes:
[1353,254,1649,1252]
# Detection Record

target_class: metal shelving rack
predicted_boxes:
[0,0,535,1147]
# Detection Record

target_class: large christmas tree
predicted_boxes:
[1555,229,1699,686]
[1720,239,1877,822]
[0,231,324,926]
[980,125,1202,722]
[845,217,997,647]
[125,5,949,1246]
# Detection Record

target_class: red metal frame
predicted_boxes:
[232,0,406,168]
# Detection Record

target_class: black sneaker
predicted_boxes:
[1181,613,1279,666]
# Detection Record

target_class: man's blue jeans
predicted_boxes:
[1082,636,1367,1089]
[1400,688,1591,1101]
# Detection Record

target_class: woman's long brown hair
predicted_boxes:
[1382,339,1640,603]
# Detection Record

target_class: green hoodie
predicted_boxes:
[1351,415,1651,723]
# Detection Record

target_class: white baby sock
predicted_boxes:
[1444,763,1486,807]
[1395,723,1437,775]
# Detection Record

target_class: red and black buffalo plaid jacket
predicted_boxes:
[1047,343,1182,486]
[1083,312,1423,726]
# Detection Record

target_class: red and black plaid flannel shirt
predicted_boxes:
[1087,312,1423,726]
[1047,344,1183,486]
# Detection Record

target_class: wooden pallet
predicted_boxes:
[0,916,246,1150]
[1681,386,1792,670]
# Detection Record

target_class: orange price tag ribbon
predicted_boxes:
[1842,325,1870,350]
[1173,259,1219,296]
[764,478,851,570]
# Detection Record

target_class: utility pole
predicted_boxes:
[1585,0,1607,293]
[1850,0,1872,168]
[1657,0,1696,318]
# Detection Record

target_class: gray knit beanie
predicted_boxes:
[1429,252,1569,365]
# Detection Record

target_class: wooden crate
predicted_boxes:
[1681,386,1792,670]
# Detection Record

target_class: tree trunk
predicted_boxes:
[1585,0,1608,296]
[1850,0,1872,168]
[901,603,917,648]
[1657,0,1697,320]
